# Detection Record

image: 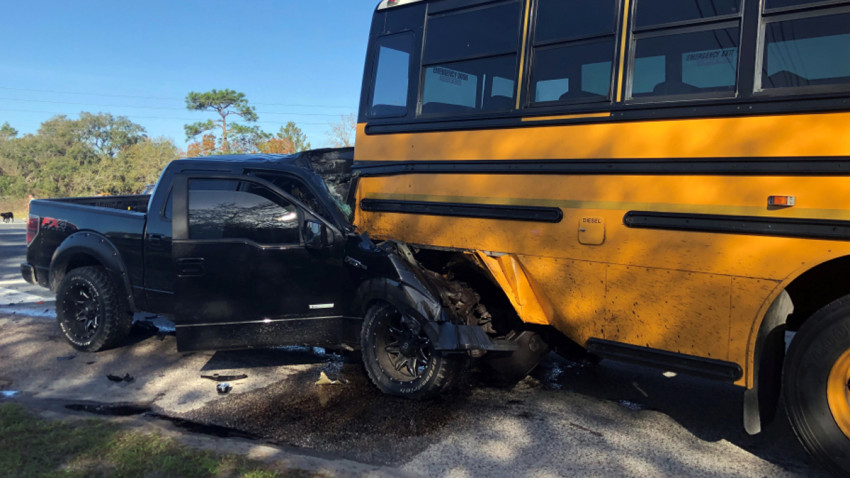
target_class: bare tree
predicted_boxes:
[327,113,356,148]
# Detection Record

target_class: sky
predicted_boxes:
[0,0,379,151]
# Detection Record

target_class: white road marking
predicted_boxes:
[0,306,55,318]
[0,278,28,286]
[0,287,47,305]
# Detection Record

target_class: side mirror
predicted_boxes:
[304,220,329,250]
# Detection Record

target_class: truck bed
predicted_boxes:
[26,195,149,291]
[45,194,150,213]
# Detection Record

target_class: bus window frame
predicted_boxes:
[360,0,850,135]
[416,0,525,119]
[523,0,621,109]
[625,19,744,103]
[367,31,417,119]
[754,2,850,96]
[762,0,849,14]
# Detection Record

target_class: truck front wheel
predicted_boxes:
[56,266,132,352]
[361,302,464,399]
[783,294,850,476]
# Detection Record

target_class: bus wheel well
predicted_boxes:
[412,248,523,335]
[412,248,591,364]
[784,256,850,332]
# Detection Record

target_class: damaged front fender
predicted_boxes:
[347,236,510,353]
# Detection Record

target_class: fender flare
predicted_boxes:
[352,277,446,325]
[50,231,137,311]
[743,289,793,435]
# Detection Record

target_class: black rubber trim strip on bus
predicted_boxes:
[360,198,563,223]
[353,156,850,177]
[586,338,743,382]
[623,211,850,241]
[363,94,850,135]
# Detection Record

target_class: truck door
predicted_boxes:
[171,173,355,351]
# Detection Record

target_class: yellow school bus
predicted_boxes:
[353,0,850,474]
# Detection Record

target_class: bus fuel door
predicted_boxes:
[579,217,605,245]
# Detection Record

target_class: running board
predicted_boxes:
[586,338,743,382]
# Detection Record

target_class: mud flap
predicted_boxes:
[744,290,793,435]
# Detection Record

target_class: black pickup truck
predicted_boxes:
[21,148,514,398]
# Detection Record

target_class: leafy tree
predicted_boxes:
[0,113,168,198]
[97,138,178,194]
[327,113,356,148]
[78,112,146,158]
[258,137,294,154]
[0,122,17,140]
[277,121,310,152]
[227,123,270,154]
[184,89,258,153]
[186,134,217,157]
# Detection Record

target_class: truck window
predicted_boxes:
[188,179,300,245]
[250,172,333,223]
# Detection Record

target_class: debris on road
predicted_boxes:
[315,371,343,385]
[106,373,135,383]
[56,354,76,361]
[216,383,232,394]
[201,373,248,382]
[1,390,19,398]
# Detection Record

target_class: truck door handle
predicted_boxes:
[149,234,164,245]
[177,257,205,276]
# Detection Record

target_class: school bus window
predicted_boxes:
[423,2,521,64]
[420,1,522,116]
[761,12,850,90]
[529,0,617,105]
[635,0,741,28]
[631,26,740,98]
[531,41,615,103]
[535,0,617,44]
[369,33,414,118]
[422,58,516,114]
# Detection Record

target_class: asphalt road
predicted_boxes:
[0,221,829,477]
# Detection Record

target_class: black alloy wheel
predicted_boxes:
[61,281,102,343]
[361,302,464,399]
[56,266,133,352]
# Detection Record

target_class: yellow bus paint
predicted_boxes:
[355,111,850,161]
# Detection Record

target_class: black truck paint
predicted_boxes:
[21,149,508,362]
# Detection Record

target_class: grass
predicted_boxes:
[0,196,29,220]
[0,403,318,478]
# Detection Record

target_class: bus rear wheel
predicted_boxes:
[784,295,850,477]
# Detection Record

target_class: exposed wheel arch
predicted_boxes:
[49,231,137,312]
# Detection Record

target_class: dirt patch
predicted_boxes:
[184,363,469,465]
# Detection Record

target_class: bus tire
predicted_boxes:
[56,266,133,352]
[361,302,464,399]
[783,294,850,477]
